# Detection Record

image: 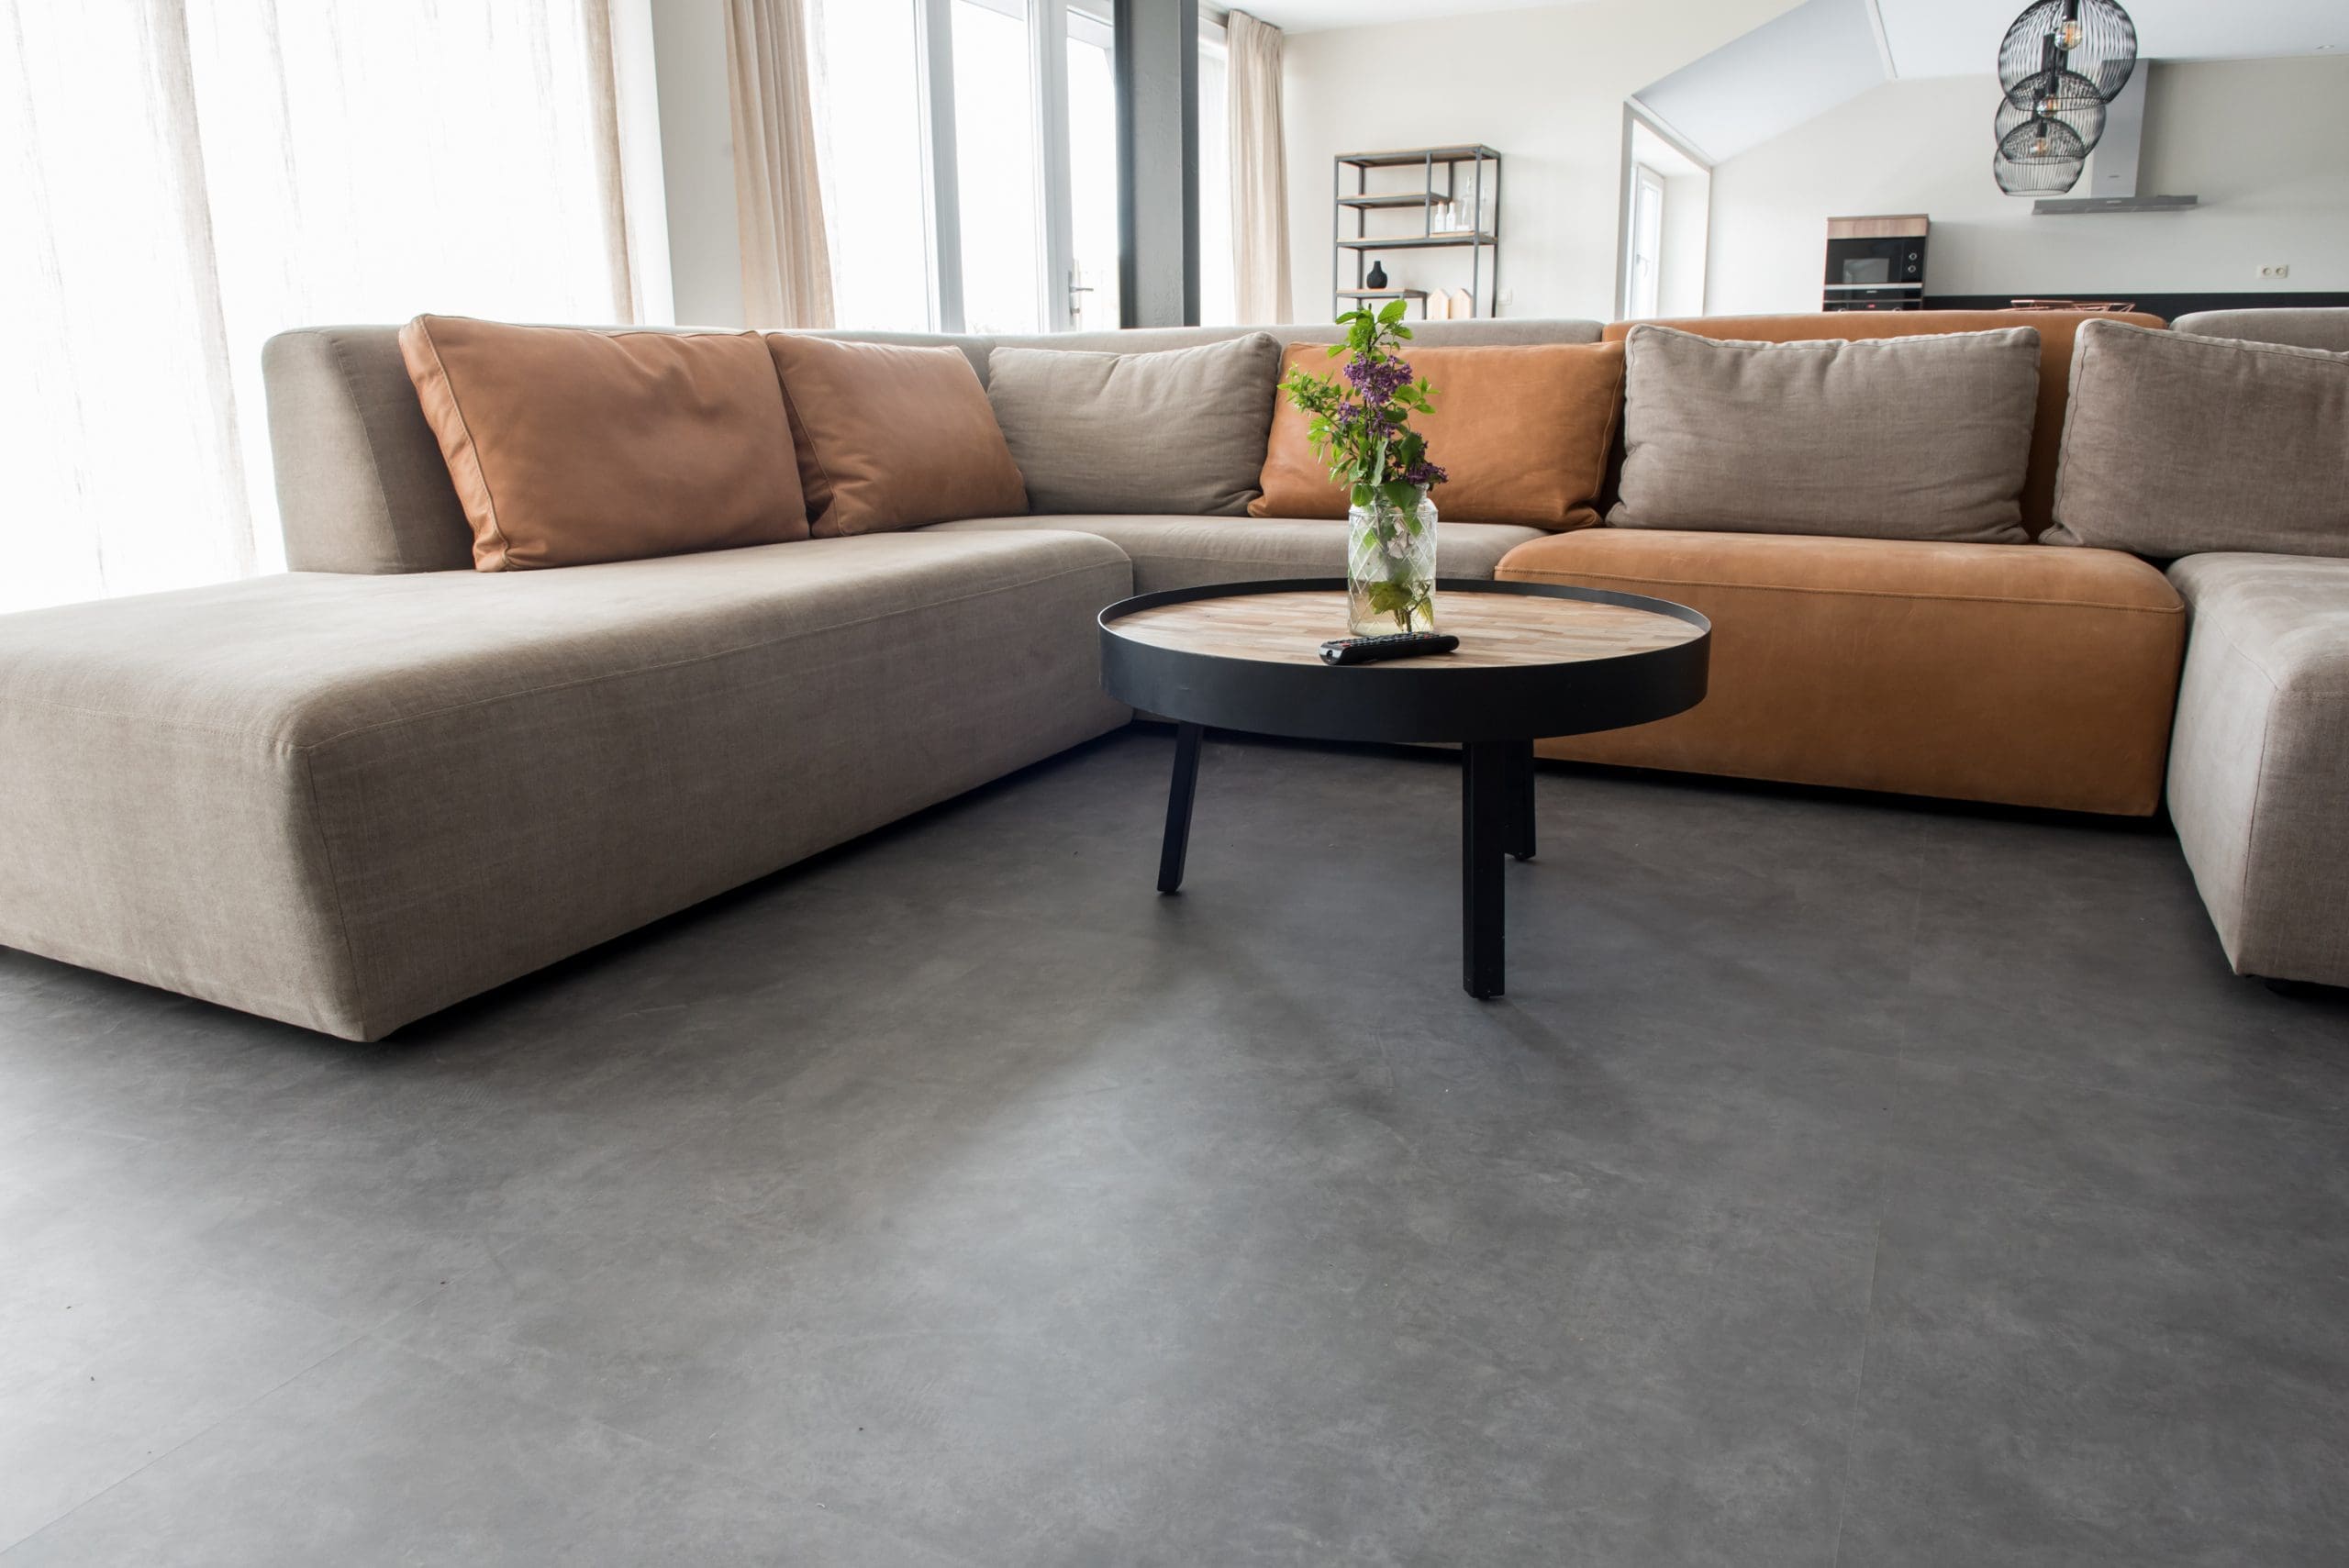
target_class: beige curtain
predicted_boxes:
[727,0,835,328]
[1227,10,1291,325]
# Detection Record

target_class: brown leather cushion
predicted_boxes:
[1497,528,2185,815]
[1250,341,1625,528]
[1600,311,2167,537]
[764,335,1027,536]
[397,316,807,572]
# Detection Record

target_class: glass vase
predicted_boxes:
[1345,488,1439,636]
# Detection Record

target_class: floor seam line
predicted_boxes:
[0,1329,374,1558]
[1828,1180,1888,1568]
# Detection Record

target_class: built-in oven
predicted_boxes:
[1822,217,1928,311]
[1823,236,1926,288]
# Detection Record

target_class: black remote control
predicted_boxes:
[1319,631,1460,666]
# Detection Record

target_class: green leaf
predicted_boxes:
[1394,324,1414,339]
[1377,299,1408,325]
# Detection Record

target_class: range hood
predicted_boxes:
[2034,69,2199,215]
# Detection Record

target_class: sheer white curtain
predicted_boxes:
[0,0,658,614]
[728,0,834,328]
[1226,9,1290,325]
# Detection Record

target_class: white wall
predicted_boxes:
[1706,57,2349,315]
[1279,0,1788,324]
[650,0,742,327]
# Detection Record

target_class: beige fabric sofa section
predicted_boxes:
[924,514,1546,595]
[2165,554,2349,986]
[2172,308,2349,352]
[0,533,1130,1040]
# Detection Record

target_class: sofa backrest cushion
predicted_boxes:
[985,333,1282,516]
[1602,310,2166,536]
[261,318,1609,573]
[1249,340,1627,528]
[397,316,808,572]
[2047,320,2349,559]
[2170,308,2349,353]
[763,334,1027,536]
[1608,324,2041,545]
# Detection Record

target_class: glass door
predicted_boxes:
[826,0,1109,334]
[950,0,1043,333]
[1063,6,1119,330]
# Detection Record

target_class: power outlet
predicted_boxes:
[1497,288,1514,306]
[2259,263,2291,280]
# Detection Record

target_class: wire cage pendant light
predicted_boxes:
[1993,147,2085,195]
[1988,0,2132,195]
[1995,97,2101,163]
[2002,66,2110,149]
[1997,0,2138,102]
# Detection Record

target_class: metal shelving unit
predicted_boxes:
[1331,145,1502,320]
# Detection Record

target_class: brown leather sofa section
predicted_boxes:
[1600,310,2166,537]
[1498,528,2187,815]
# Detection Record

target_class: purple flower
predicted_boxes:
[1401,459,1448,487]
[1341,355,1413,406]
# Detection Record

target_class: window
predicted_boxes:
[1064,8,1120,330]
[1196,18,1234,326]
[807,0,1116,334]
[1625,164,1664,321]
[3,0,636,612]
[808,0,933,333]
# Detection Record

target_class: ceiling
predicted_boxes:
[1876,0,2346,76]
[1632,0,2346,163]
[1241,0,2346,51]
[1228,0,1575,32]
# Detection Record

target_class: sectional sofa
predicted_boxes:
[0,308,2341,1040]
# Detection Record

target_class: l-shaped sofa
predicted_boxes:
[0,307,2342,1040]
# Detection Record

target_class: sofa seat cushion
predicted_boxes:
[1496,528,2185,813]
[2165,553,2349,984]
[0,532,1131,1040]
[924,514,1546,595]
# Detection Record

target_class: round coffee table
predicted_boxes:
[1098,577,1710,998]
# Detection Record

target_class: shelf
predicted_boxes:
[1336,194,1442,209]
[1335,288,1430,299]
[1336,234,1496,250]
[1336,144,1501,169]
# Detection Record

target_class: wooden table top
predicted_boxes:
[1107,588,1703,670]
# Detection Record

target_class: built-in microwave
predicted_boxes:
[1823,234,1926,288]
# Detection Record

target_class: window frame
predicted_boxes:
[903,0,1108,332]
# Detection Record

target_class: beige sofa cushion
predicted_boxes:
[765,334,1028,536]
[2047,321,2349,558]
[396,316,809,571]
[1608,324,2040,545]
[924,514,1545,595]
[985,334,1283,515]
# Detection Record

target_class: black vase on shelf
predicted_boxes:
[1365,260,1388,291]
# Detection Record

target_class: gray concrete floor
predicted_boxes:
[2,726,2345,1566]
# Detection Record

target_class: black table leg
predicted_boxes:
[1507,739,1536,862]
[1463,740,1508,999]
[1158,722,1204,894]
